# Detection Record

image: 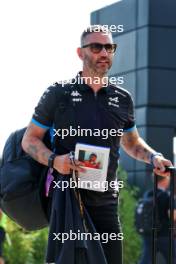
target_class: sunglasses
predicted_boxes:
[81,43,117,54]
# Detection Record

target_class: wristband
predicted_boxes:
[48,153,57,168]
[150,152,163,165]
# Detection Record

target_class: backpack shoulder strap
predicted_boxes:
[1,127,27,165]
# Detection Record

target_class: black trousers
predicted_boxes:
[46,178,122,264]
[85,203,123,264]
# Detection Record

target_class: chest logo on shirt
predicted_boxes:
[70,90,82,102]
[108,96,119,108]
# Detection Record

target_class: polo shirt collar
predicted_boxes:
[74,71,109,93]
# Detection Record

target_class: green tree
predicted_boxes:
[30,228,48,264]
[118,166,142,264]
[3,218,48,264]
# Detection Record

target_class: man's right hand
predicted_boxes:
[22,123,85,175]
[53,154,85,175]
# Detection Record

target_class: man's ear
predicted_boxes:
[77,47,84,60]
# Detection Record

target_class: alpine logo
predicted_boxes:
[108,96,119,108]
[109,97,119,103]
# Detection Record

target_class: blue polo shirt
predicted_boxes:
[31,75,136,205]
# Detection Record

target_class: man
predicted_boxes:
[82,153,101,169]
[22,25,172,264]
[139,176,176,264]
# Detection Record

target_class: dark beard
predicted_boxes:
[84,54,112,77]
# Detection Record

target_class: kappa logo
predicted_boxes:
[71,90,82,102]
[108,96,119,108]
[71,91,82,97]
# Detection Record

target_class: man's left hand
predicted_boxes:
[153,156,173,177]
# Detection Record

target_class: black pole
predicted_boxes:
[152,173,158,264]
[166,166,175,264]
[152,166,176,264]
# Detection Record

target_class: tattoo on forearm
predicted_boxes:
[23,124,52,165]
[27,144,39,161]
[42,151,50,161]
[134,144,150,161]
[121,133,154,163]
[27,145,51,165]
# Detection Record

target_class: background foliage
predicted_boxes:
[118,166,142,264]
[3,220,48,264]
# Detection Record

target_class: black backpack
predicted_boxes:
[134,190,161,235]
[0,83,82,231]
[0,127,51,231]
[0,82,78,231]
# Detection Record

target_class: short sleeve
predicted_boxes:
[31,85,57,129]
[123,94,136,132]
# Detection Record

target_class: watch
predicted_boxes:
[48,153,57,168]
[150,152,163,165]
